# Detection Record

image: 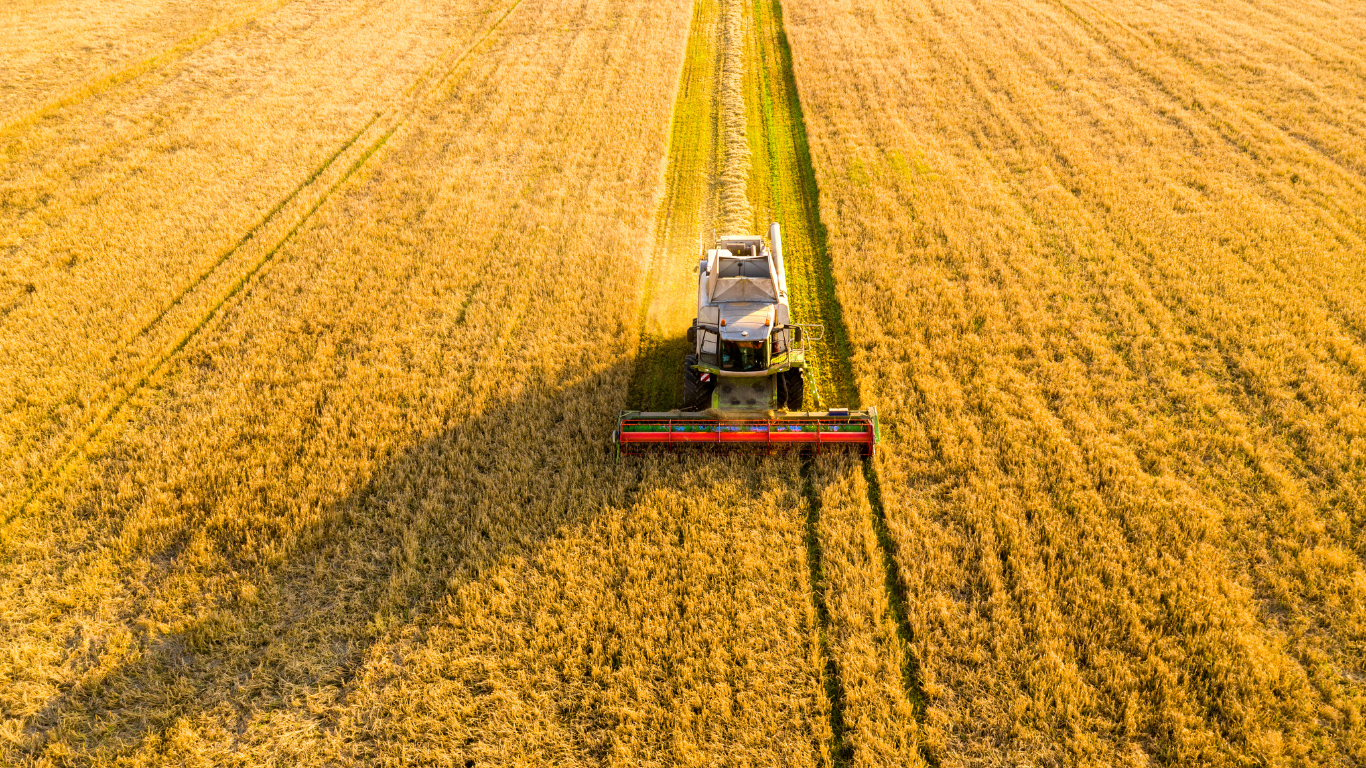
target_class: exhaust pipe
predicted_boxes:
[769,221,788,297]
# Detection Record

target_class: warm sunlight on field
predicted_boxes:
[2,0,1363,764]
[785,0,1366,763]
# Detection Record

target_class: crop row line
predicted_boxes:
[5,0,528,525]
[963,0,1366,502]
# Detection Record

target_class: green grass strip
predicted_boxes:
[626,0,721,411]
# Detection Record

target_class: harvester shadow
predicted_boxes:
[18,362,639,760]
[626,330,691,412]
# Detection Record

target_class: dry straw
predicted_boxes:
[717,0,753,235]
[783,0,1366,762]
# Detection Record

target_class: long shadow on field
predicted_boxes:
[17,362,639,761]
[626,330,691,411]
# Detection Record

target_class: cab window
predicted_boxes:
[721,340,766,372]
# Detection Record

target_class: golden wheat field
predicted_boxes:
[2,0,1364,764]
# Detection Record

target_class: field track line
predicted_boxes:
[122,114,384,349]
[4,0,529,526]
[116,0,527,354]
[798,463,853,766]
[750,0,936,760]
[0,0,297,147]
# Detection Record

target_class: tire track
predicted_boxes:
[800,462,853,767]
[0,0,297,149]
[5,0,529,523]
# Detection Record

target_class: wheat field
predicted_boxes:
[3,0,1364,764]
[785,0,1366,763]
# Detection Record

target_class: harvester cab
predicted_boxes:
[613,223,879,458]
[684,229,808,411]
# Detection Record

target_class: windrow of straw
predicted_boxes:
[717,0,753,235]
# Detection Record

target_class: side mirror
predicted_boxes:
[687,326,697,345]
[792,327,802,343]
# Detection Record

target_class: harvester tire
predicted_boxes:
[780,368,805,410]
[682,354,713,411]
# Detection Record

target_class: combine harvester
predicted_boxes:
[613,223,879,458]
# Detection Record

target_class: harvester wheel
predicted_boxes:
[780,368,805,410]
[682,354,713,411]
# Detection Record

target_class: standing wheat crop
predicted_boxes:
[782,0,1366,763]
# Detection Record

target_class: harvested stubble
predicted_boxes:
[627,0,719,412]
[0,0,835,763]
[784,0,1366,763]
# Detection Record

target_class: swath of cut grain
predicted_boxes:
[717,0,753,234]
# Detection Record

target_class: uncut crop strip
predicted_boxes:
[0,0,296,148]
[778,0,1366,761]
[5,0,528,523]
[743,0,933,763]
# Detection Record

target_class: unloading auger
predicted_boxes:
[613,223,879,458]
